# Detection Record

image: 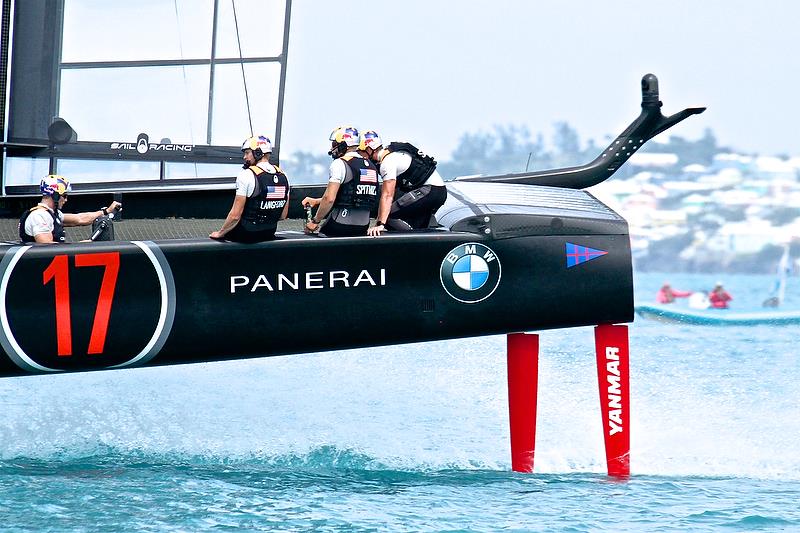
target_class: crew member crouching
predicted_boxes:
[302,125,378,237]
[210,135,290,243]
[19,174,122,244]
[360,131,447,236]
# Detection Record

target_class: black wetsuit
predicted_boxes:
[387,184,448,230]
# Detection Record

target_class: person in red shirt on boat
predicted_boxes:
[708,282,733,309]
[656,282,692,304]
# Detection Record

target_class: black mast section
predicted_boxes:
[0,0,11,141]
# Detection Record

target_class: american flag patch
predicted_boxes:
[359,168,377,183]
[266,185,286,199]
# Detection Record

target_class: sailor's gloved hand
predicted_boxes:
[301,197,320,208]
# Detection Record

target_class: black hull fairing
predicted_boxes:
[460,74,706,189]
[0,182,632,378]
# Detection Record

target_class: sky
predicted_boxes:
[279,0,800,161]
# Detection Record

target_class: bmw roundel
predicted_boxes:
[440,243,502,303]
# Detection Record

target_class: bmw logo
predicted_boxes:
[440,242,502,303]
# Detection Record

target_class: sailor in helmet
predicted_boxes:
[302,126,379,237]
[210,135,290,243]
[359,131,447,236]
[19,175,122,244]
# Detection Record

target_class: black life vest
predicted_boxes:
[19,205,65,243]
[384,141,437,192]
[335,154,378,210]
[239,165,290,233]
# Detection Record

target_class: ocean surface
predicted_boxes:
[1,272,798,532]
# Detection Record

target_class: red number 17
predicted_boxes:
[42,252,120,356]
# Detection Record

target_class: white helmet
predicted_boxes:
[329,126,359,146]
[241,135,272,159]
[359,130,383,151]
[328,125,359,158]
[40,174,72,200]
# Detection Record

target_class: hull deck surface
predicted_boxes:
[0,217,306,243]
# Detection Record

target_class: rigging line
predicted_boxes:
[231,0,253,137]
[172,0,197,155]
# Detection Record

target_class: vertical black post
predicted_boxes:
[1,0,12,141]
[0,0,11,194]
[272,0,292,164]
[48,0,65,178]
[8,0,66,142]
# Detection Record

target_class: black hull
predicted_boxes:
[0,182,633,377]
[0,74,710,378]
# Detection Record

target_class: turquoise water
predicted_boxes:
[1,272,798,531]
